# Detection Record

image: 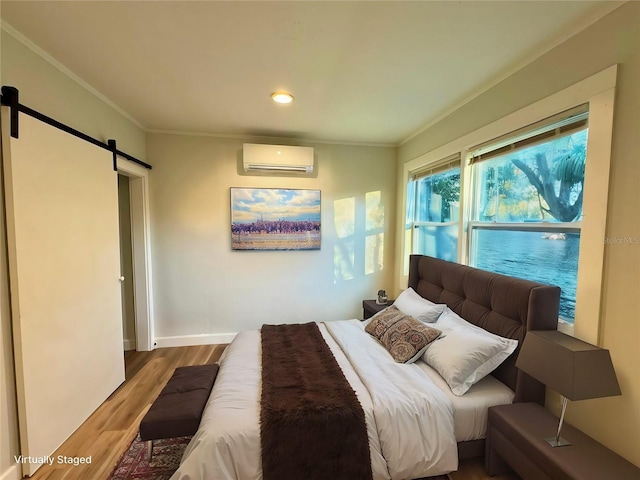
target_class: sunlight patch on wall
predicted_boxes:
[365,233,384,275]
[366,191,384,230]
[334,243,355,282]
[334,197,355,281]
[333,192,387,282]
[365,191,385,275]
[334,197,355,238]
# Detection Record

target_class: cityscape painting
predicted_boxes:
[230,188,321,251]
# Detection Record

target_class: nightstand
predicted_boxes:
[362,299,393,320]
[486,402,640,480]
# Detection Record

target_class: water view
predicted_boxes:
[472,229,578,321]
[409,123,588,322]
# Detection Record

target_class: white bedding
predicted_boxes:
[170,320,459,480]
[417,362,515,441]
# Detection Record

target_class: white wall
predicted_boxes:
[0,28,146,479]
[0,30,146,160]
[148,133,396,343]
[397,2,640,466]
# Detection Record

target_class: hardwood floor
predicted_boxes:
[28,344,226,480]
[27,344,519,480]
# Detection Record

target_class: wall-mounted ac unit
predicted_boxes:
[243,143,314,173]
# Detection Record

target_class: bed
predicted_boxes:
[170,255,560,480]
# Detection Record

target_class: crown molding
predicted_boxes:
[1,20,146,131]
[146,129,397,149]
[399,1,626,146]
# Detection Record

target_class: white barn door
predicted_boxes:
[1,110,125,476]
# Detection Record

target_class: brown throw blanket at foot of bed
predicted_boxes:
[260,322,373,480]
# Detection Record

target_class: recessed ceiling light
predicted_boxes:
[271,92,294,104]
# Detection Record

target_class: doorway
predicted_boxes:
[117,157,154,352]
[118,174,136,350]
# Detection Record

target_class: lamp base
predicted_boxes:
[545,436,571,447]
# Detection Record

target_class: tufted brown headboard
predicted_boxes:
[408,255,560,405]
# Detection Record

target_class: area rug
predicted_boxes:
[109,434,450,480]
[109,435,191,480]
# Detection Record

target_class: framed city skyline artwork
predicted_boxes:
[230,188,321,251]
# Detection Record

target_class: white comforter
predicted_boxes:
[170,320,457,480]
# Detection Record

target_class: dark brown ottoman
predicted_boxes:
[140,364,219,460]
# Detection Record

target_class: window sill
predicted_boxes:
[557,318,574,336]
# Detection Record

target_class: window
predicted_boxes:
[401,66,616,340]
[407,155,460,262]
[469,111,588,323]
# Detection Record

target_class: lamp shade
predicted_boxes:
[516,330,621,401]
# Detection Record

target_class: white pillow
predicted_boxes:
[423,309,518,396]
[394,287,446,323]
[436,306,485,331]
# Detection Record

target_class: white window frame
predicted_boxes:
[398,65,617,343]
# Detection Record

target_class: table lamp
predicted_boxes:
[515,330,621,447]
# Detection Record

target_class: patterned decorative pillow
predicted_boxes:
[365,306,441,363]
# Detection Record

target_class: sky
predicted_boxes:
[231,188,321,223]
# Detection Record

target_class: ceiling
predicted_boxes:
[0,1,618,145]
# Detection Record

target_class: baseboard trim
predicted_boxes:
[0,464,21,480]
[154,333,237,348]
[123,338,136,351]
